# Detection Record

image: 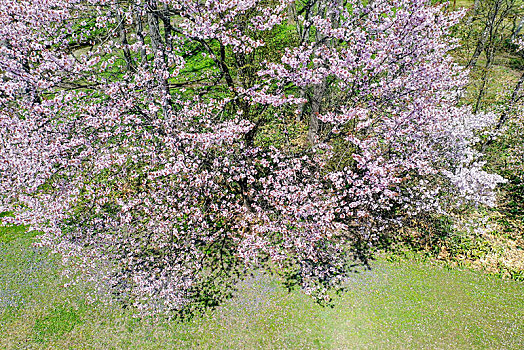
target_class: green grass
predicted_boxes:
[33,305,84,344]
[1,225,523,349]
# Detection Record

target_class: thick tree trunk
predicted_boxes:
[146,1,171,114]
[306,0,342,145]
[147,3,163,54]
[135,13,147,64]
[307,81,327,144]
[161,4,173,52]
[116,10,133,71]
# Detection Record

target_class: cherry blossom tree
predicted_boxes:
[0,0,505,315]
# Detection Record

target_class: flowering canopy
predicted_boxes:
[0,0,505,314]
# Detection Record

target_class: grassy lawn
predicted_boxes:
[1,224,523,349]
